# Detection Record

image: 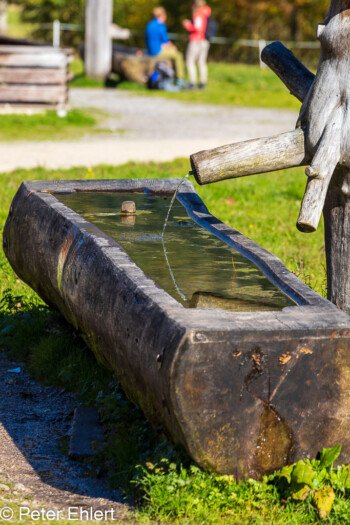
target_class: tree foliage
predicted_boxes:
[15,0,85,46]
[16,0,331,49]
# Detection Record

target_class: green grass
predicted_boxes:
[0,160,334,523]
[0,108,116,142]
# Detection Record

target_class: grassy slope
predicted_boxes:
[0,109,104,142]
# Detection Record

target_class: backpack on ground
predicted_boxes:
[147,61,175,90]
[205,17,218,41]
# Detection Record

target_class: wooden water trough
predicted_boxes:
[4,178,350,477]
[0,36,72,106]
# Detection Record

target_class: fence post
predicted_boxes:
[53,19,60,48]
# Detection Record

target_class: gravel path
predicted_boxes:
[0,89,298,172]
[0,350,129,520]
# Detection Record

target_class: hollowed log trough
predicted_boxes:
[4,178,350,477]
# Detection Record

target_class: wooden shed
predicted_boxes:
[0,36,72,107]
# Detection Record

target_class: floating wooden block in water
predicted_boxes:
[121,200,136,215]
[4,178,350,477]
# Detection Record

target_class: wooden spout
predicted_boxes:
[190,129,308,186]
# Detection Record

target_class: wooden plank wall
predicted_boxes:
[0,45,72,105]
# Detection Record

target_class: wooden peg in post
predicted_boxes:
[297,112,342,232]
[261,42,315,102]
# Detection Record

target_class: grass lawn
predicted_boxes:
[0,160,341,524]
[0,108,116,142]
[117,62,302,110]
[70,58,302,111]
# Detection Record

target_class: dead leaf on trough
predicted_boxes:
[279,353,292,365]
[300,347,313,355]
[252,354,262,365]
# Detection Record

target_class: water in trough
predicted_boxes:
[56,191,295,312]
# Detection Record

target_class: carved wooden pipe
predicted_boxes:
[190,128,308,185]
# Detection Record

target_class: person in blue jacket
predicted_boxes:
[145,7,185,83]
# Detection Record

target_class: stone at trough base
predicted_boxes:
[69,407,104,459]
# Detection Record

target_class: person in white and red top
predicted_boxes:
[182,0,211,89]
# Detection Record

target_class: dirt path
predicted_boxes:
[0,89,298,172]
[0,350,129,521]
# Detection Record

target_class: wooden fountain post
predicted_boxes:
[191,0,350,314]
[85,0,113,80]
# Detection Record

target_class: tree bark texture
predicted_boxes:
[85,0,113,80]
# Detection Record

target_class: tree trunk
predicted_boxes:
[0,1,7,36]
[84,0,113,80]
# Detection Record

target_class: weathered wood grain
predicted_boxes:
[0,45,70,105]
[261,42,315,102]
[324,168,350,312]
[0,85,67,104]
[0,68,67,85]
[0,53,67,68]
[85,0,113,80]
[190,129,308,185]
[294,0,350,312]
[4,178,350,477]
